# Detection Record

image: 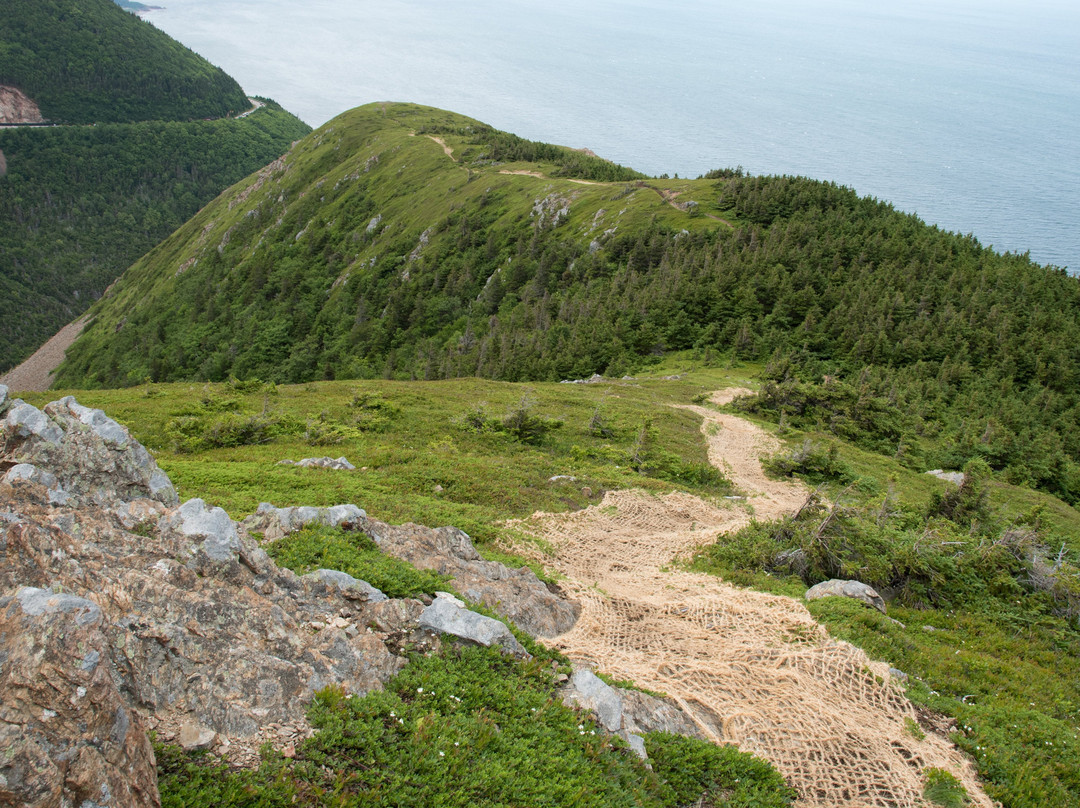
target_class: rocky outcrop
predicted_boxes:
[0,588,160,808]
[0,85,45,124]
[362,519,580,637]
[0,397,426,800]
[0,394,583,804]
[805,578,887,614]
[241,501,366,540]
[558,667,705,761]
[2,395,177,507]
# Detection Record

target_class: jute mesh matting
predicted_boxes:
[507,392,992,807]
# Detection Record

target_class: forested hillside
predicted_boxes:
[55,103,1080,504]
[0,0,311,372]
[0,103,311,371]
[0,0,247,123]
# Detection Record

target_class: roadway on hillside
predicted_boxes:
[509,388,991,808]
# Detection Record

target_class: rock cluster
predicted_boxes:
[277,456,357,470]
[0,390,575,806]
[558,667,705,760]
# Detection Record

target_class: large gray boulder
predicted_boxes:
[418,592,529,658]
[805,578,887,614]
[0,588,159,808]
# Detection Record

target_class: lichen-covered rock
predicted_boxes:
[419,592,529,658]
[0,383,9,413]
[0,588,159,808]
[304,568,388,603]
[364,520,580,638]
[805,578,887,614]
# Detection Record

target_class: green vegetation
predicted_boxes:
[266,524,450,599]
[22,362,1080,807]
[0,0,247,123]
[54,103,1080,509]
[158,645,794,807]
[693,425,1080,808]
[0,105,311,371]
[923,768,971,808]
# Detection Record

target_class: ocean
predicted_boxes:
[144,0,1080,271]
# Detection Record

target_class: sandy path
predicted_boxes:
[0,315,87,392]
[509,389,990,808]
[426,134,456,161]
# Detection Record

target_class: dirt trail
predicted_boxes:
[509,389,990,808]
[425,134,456,161]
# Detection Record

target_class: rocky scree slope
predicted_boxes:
[1,385,685,806]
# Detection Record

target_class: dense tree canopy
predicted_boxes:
[0,0,248,123]
[0,104,311,371]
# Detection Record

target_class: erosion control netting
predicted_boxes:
[509,393,991,808]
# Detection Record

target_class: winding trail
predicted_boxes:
[509,389,991,808]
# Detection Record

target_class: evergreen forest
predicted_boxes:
[0,0,248,123]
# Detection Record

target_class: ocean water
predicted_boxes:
[145,0,1080,270]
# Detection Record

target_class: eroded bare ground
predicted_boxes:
[508,389,991,808]
[0,315,88,392]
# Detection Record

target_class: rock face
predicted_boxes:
[0,394,584,805]
[363,520,580,637]
[0,588,160,808]
[0,84,45,124]
[805,578,887,614]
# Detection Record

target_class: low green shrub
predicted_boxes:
[647,732,796,808]
[923,767,971,807]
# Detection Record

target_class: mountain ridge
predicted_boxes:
[56,102,1080,506]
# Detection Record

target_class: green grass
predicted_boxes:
[159,645,794,808]
[22,363,744,543]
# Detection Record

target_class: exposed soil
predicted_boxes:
[426,134,456,161]
[0,316,87,392]
[508,389,991,808]
[0,85,45,125]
